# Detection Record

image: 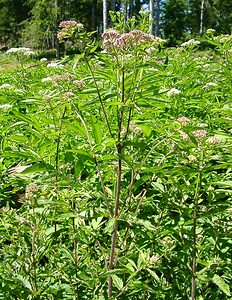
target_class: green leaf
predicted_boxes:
[91,115,102,144]
[213,181,232,188]
[212,274,231,296]
[21,162,52,174]
[140,124,152,137]
[16,275,32,291]
[147,269,160,281]
[111,274,123,290]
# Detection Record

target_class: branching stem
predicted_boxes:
[84,56,113,138]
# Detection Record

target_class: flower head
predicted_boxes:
[57,20,84,42]
[63,91,75,98]
[6,47,35,56]
[25,183,38,198]
[203,82,218,89]
[0,104,12,110]
[188,155,197,162]
[0,83,13,89]
[102,29,155,53]
[177,116,191,126]
[149,255,160,265]
[42,77,53,83]
[206,136,222,145]
[192,130,207,139]
[181,39,200,47]
[206,28,216,36]
[167,88,181,97]
[73,79,86,88]
[47,62,64,68]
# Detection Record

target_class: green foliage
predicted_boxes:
[0,29,232,299]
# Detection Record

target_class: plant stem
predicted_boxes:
[31,201,40,299]
[54,106,66,232]
[84,56,113,138]
[73,106,113,217]
[108,70,125,297]
[191,149,203,300]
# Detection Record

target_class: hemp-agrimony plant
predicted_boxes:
[57,20,164,297]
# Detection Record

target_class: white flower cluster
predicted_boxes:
[167,88,181,97]
[206,28,216,35]
[0,104,13,110]
[41,77,53,83]
[47,62,64,68]
[6,47,35,56]
[203,82,218,89]
[214,34,232,44]
[181,39,200,47]
[0,83,13,89]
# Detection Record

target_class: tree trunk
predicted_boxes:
[103,0,108,33]
[91,0,96,31]
[134,0,142,16]
[55,0,61,59]
[149,0,154,35]
[200,0,205,34]
[155,0,160,37]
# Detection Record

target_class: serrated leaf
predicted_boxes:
[212,274,231,296]
[140,124,152,137]
[111,274,123,290]
[147,269,160,281]
[152,182,165,192]
[16,275,32,291]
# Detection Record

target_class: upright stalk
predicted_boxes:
[54,107,66,233]
[108,70,125,297]
[191,149,204,300]
[31,199,40,299]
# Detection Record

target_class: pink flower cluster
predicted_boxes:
[177,116,191,126]
[59,20,79,29]
[57,20,84,41]
[102,29,155,52]
[192,130,207,138]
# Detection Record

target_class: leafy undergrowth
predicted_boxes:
[0,29,231,300]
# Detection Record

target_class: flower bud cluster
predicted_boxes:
[177,116,191,126]
[73,80,86,88]
[59,20,79,29]
[213,34,232,44]
[192,130,207,139]
[167,88,181,97]
[51,73,76,82]
[57,20,84,42]
[102,29,155,52]
[0,104,13,110]
[181,39,200,47]
[6,47,35,56]
[25,183,38,198]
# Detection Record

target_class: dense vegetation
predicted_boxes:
[0,20,231,299]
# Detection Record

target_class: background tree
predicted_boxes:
[0,0,231,49]
[162,0,187,45]
[0,0,30,47]
[155,0,160,36]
